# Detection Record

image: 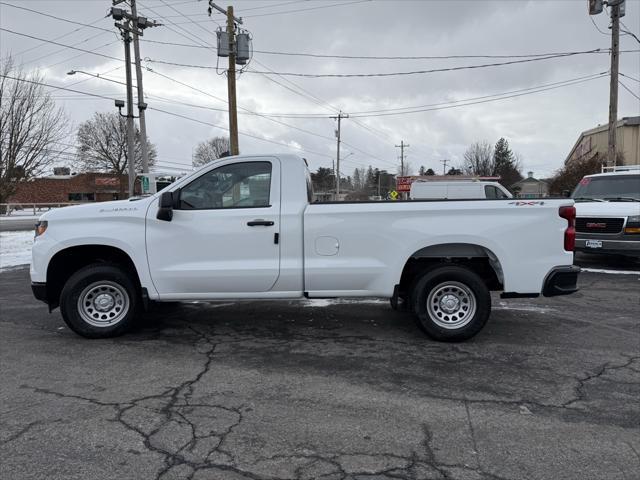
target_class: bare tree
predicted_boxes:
[193,136,230,167]
[463,141,494,176]
[397,161,413,176]
[76,112,156,197]
[0,56,69,206]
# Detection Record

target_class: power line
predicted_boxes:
[620,72,640,83]
[0,74,118,101]
[246,49,606,77]
[343,72,608,116]
[147,106,334,160]
[251,48,616,61]
[619,80,640,101]
[137,0,216,48]
[620,20,640,45]
[0,2,113,33]
[347,73,608,118]
[589,15,609,36]
[144,49,606,77]
[238,1,304,13]
[236,0,371,18]
[0,28,122,62]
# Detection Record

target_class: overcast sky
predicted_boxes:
[1,0,639,178]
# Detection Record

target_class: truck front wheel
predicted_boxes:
[60,264,139,338]
[411,266,491,342]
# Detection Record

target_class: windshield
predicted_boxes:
[572,175,640,202]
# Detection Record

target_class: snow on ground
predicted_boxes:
[0,215,40,222]
[0,231,33,270]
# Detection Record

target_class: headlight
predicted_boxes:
[34,220,48,238]
[625,215,640,234]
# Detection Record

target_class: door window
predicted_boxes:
[179,161,272,210]
[484,185,509,199]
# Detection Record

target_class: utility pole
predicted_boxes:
[129,0,159,173]
[395,141,409,176]
[331,111,349,198]
[111,2,159,195]
[589,0,625,166]
[122,23,136,197]
[441,159,449,175]
[607,1,621,167]
[226,6,239,155]
[209,2,243,155]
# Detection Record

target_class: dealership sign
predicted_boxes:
[396,176,413,192]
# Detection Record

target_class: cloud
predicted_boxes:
[1,0,638,178]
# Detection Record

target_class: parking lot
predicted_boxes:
[1,257,639,480]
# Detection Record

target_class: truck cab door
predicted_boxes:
[145,158,281,297]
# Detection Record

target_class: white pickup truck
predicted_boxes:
[31,154,579,341]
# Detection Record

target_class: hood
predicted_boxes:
[40,197,155,222]
[575,201,640,217]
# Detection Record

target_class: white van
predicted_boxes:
[410,181,512,200]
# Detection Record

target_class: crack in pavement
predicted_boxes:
[562,356,640,409]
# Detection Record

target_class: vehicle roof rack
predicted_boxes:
[601,164,640,173]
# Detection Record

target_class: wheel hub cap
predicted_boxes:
[440,294,460,313]
[94,293,115,312]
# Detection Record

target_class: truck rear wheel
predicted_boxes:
[411,265,490,342]
[59,264,139,338]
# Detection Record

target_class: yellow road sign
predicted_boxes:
[389,190,399,200]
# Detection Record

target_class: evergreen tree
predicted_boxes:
[365,165,376,193]
[310,167,335,192]
[425,168,435,176]
[493,138,523,188]
[352,168,362,191]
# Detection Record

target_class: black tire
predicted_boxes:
[59,263,140,338]
[411,265,491,342]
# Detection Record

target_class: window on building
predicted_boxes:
[68,193,95,202]
[179,161,272,210]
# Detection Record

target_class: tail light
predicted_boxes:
[559,206,576,251]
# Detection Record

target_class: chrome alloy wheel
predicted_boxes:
[426,281,477,329]
[77,281,130,327]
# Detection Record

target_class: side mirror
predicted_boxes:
[157,191,174,221]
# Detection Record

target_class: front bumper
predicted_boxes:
[542,265,580,297]
[575,237,640,256]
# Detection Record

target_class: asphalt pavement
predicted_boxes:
[0,265,639,480]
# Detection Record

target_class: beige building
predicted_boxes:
[566,116,640,165]
[511,172,549,198]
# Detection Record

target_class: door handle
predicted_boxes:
[247,219,274,227]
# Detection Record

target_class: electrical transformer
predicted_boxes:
[236,33,252,65]
[216,30,230,57]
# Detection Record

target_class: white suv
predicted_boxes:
[572,166,640,257]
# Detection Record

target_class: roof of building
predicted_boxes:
[511,176,548,187]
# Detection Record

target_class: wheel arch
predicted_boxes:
[46,244,142,310]
[397,243,504,298]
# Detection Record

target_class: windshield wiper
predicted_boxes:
[602,197,640,202]
[573,197,605,202]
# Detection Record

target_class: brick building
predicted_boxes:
[8,172,137,203]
